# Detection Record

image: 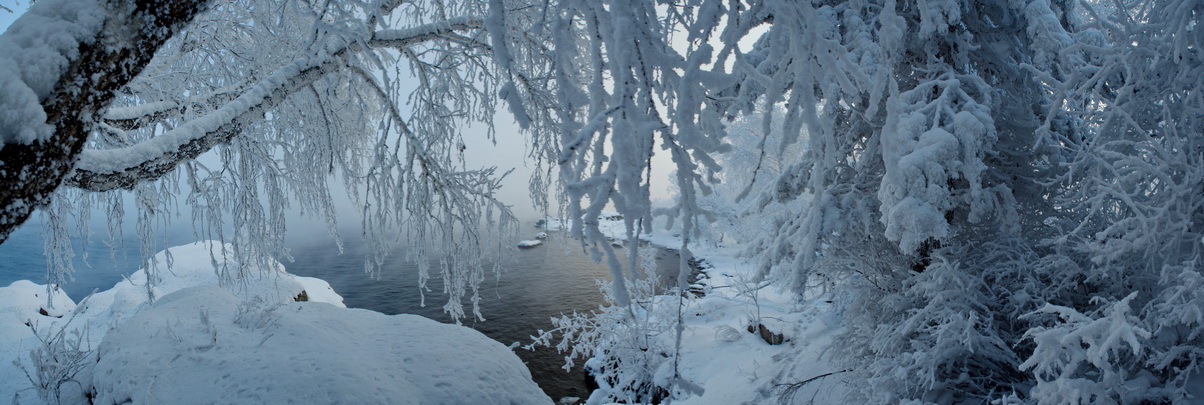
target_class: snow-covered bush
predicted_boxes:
[19,313,95,405]
[839,241,1033,402]
[530,247,703,403]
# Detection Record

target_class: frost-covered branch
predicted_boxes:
[101,86,242,132]
[67,41,352,192]
[369,16,485,49]
[69,13,493,192]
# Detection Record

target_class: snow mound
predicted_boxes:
[2,241,350,403]
[0,280,74,319]
[4,241,548,404]
[76,240,344,331]
[518,239,543,248]
[92,285,551,404]
[293,275,344,307]
[0,280,81,403]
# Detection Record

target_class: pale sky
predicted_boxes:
[0,2,27,30]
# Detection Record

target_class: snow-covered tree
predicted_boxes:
[1018,0,1204,402]
[690,107,807,246]
[0,0,520,320]
[4,0,1204,402]
[514,0,1202,402]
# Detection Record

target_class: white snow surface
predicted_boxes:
[0,0,105,148]
[640,245,849,405]
[518,239,543,248]
[92,286,548,404]
[1,241,549,404]
[555,213,851,403]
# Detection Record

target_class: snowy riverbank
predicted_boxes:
[542,213,851,403]
[1,220,853,404]
[1,241,550,404]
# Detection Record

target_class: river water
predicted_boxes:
[284,229,689,401]
[285,233,616,400]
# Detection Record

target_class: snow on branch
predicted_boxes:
[67,45,347,191]
[68,13,493,192]
[102,86,242,131]
[369,16,485,49]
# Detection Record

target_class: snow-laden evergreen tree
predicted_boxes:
[1018,0,1204,402]
[508,0,1202,402]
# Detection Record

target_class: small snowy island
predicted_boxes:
[1,241,551,404]
[517,239,543,248]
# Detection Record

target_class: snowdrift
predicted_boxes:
[1,241,551,404]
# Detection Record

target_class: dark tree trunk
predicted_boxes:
[0,0,210,242]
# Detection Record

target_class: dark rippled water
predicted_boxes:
[282,231,688,401]
[283,234,610,400]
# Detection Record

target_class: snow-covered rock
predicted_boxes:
[517,239,543,248]
[72,241,345,336]
[538,217,566,231]
[0,280,74,319]
[91,285,550,404]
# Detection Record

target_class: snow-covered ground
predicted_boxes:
[546,213,851,404]
[664,251,848,405]
[1,241,550,404]
[2,219,848,404]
